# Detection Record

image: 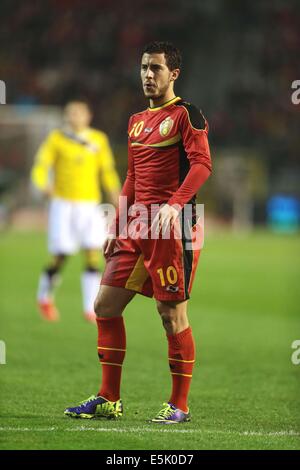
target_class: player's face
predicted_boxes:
[141,53,179,101]
[64,103,92,131]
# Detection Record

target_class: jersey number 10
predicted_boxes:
[157,266,178,286]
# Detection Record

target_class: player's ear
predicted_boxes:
[170,68,180,82]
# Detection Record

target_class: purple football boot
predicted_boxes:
[149,402,191,424]
[64,395,123,419]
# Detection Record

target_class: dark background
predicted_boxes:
[0,0,299,226]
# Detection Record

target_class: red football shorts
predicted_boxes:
[101,215,202,301]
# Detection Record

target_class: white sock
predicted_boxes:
[81,271,101,314]
[37,272,59,303]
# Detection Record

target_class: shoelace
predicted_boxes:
[101,401,112,413]
[78,395,98,409]
[77,396,117,414]
[156,403,174,419]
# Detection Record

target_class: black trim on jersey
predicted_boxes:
[177,142,197,299]
[178,141,197,225]
[178,141,189,185]
[181,221,193,300]
[175,100,206,130]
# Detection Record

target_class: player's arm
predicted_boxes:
[118,136,136,207]
[167,104,212,209]
[31,132,57,197]
[99,135,121,207]
[104,121,135,258]
[107,135,135,234]
[153,105,211,235]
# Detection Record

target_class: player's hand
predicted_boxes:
[103,237,116,259]
[151,204,180,237]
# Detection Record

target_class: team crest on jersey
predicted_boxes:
[159,116,174,137]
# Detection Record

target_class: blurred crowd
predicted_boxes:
[1,0,299,175]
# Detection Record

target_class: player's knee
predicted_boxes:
[157,302,178,330]
[161,313,173,330]
[157,301,188,334]
[161,313,179,334]
[94,295,117,318]
[94,296,106,317]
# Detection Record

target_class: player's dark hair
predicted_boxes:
[142,41,182,71]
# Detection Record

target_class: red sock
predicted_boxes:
[167,326,195,413]
[96,316,126,402]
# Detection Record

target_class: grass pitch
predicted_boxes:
[0,229,299,450]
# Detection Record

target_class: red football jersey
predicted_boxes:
[123,96,212,209]
[104,97,211,300]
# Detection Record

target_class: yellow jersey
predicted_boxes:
[31,127,121,202]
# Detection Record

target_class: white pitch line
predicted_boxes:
[0,427,299,437]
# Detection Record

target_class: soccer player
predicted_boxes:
[64,42,212,422]
[31,100,121,323]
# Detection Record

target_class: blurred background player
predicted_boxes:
[31,100,121,323]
